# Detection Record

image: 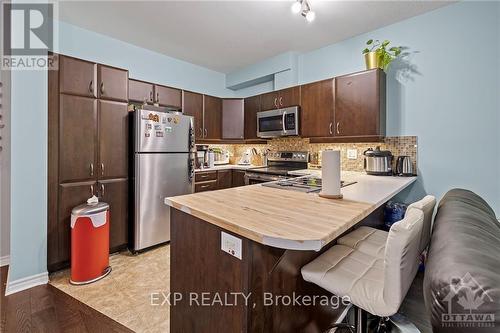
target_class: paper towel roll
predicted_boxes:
[320,150,342,198]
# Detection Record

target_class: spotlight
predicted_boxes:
[291,1,302,14]
[305,10,316,22]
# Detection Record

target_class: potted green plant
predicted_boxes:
[362,39,401,71]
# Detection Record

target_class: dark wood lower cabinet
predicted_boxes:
[99,178,129,251]
[170,209,344,333]
[53,181,96,270]
[217,169,232,189]
[232,170,246,187]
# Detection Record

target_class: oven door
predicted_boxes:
[244,171,286,185]
[257,107,299,138]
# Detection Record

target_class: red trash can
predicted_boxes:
[70,197,111,284]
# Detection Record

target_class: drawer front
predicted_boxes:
[195,180,217,193]
[195,171,217,182]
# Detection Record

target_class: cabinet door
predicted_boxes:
[59,95,97,182]
[203,95,222,140]
[244,95,260,140]
[195,180,218,193]
[97,65,128,102]
[183,91,204,139]
[232,170,246,187]
[260,91,279,111]
[56,181,97,265]
[59,56,97,98]
[222,99,244,140]
[278,86,300,108]
[129,79,154,104]
[99,178,128,251]
[301,79,334,137]
[155,85,182,108]
[98,100,128,179]
[334,69,385,137]
[217,170,232,189]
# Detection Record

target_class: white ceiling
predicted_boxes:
[58,1,451,73]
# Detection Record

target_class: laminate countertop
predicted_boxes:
[165,173,416,251]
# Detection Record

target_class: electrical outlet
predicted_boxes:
[221,232,242,260]
[347,149,358,160]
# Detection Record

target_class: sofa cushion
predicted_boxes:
[424,189,500,333]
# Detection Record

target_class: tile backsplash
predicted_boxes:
[208,136,418,174]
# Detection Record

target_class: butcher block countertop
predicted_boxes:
[165,173,416,251]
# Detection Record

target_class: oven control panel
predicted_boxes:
[268,151,309,163]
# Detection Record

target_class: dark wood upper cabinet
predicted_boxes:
[99,178,128,251]
[222,99,244,140]
[155,85,182,108]
[300,79,334,138]
[334,69,386,137]
[98,100,128,179]
[244,95,260,140]
[278,86,300,108]
[57,181,97,265]
[97,65,128,102]
[260,87,300,111]
[203,95,222,140]
[183,91,204,139]
[128,79,154,104]
[59,56,97,98]
[260,91,279,111]
[59,95,97,183]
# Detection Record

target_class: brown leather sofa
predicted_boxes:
[424,189,500,333]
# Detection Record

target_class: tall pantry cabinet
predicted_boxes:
[48,54,129,272]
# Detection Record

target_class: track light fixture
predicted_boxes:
[291,0,315,22]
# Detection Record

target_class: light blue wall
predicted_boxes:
[8,20,233,282]
[233,1,500,215]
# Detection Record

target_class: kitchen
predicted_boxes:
[1,1,499,333]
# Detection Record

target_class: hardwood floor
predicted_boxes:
[0,266,133,333]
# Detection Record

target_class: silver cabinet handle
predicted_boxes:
[329,122,333,135]
[200,184,210,189]
[149,91,153,102]
[89,80,94,94]
[336,122,340,134]
[90,185,94,196]
[100,82,104,95]
[279,96,283,106]
[274,97,278,108]
[204,128,207,137]
[101,183,105,196]
[101,163,104,176]
[199,128,203,137]
[90,163,94,176]
[156,92,160,104]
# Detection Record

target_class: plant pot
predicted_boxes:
[364,51,380,70]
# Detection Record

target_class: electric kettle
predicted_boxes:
[395,156,413,176]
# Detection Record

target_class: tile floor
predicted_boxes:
[50,245,170,333]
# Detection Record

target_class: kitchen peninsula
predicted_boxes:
[165,173,416,332]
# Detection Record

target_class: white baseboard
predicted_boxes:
[5,271,49,296]
[0,255,9,267]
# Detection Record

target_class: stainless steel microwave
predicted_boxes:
[256,106,299,138]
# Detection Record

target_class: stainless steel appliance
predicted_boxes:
[257,106,299,138]
[262,176,357,193]
[363,146,393,176]
[244,151,308,185]
[395,156,413,176]
[195,145,209,169]
[133,106,195,251]
[213,148,229,165]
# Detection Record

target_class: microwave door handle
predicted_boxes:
[282,111,287,134]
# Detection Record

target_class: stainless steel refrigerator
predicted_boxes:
[132,106,195,251]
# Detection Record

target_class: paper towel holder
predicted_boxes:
[318,192,343,200]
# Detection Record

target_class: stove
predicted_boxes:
[262,176,357,193]
[244,151,308,185]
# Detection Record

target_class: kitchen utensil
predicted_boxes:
[395,156,413,176]
[363,146,393,176]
